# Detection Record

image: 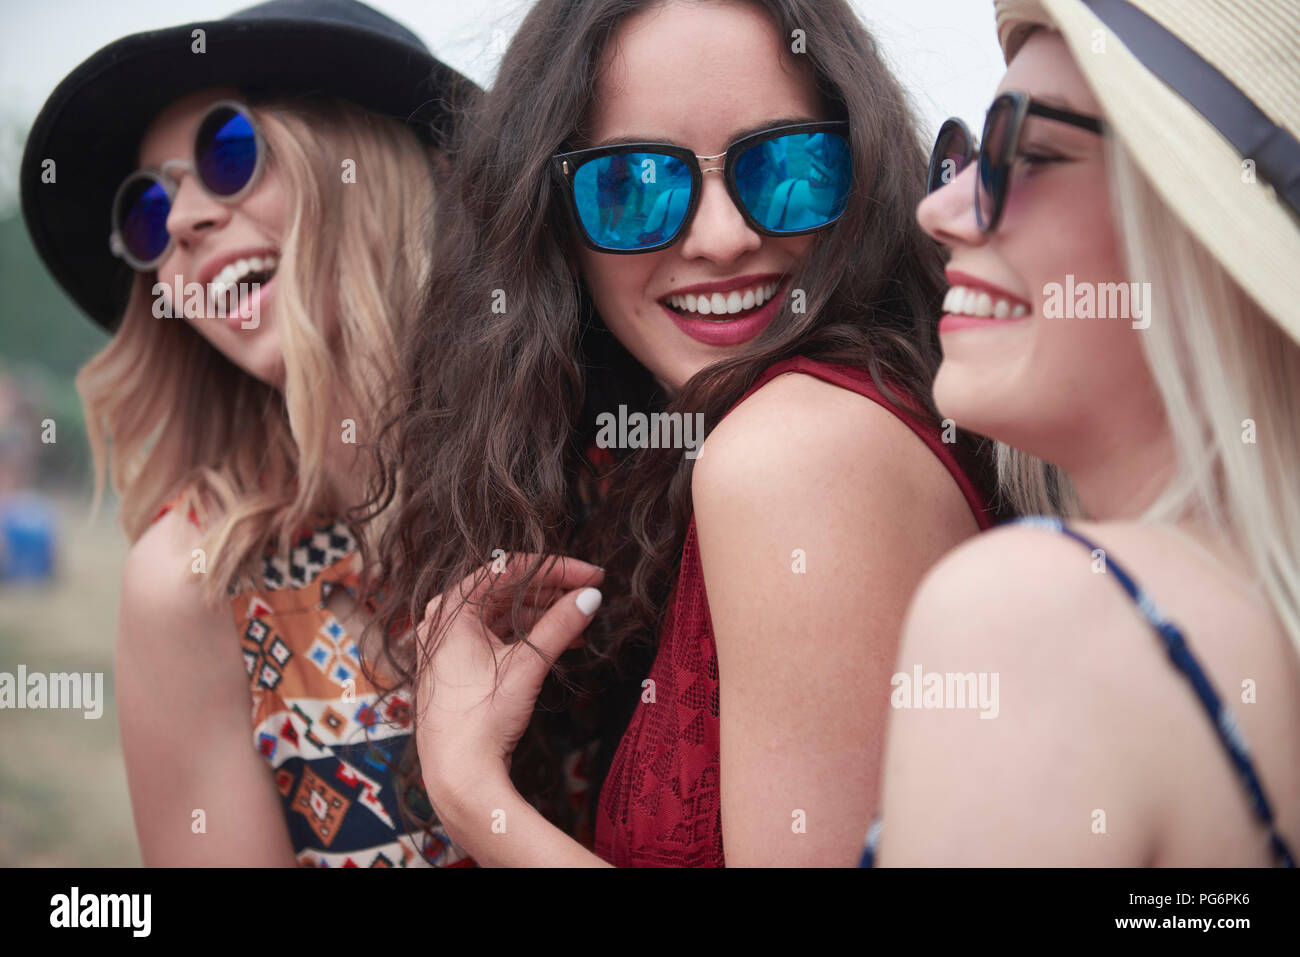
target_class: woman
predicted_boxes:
[374,0,997,866]
[870,0,1300,865]
[20,0,479,866]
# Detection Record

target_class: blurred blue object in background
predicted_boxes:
[0,492,57,582]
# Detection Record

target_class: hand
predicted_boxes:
[414,553,604,804]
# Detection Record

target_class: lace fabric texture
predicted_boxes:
[595,519,724,866]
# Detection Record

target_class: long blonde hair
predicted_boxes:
[1110,140,1300,652]
[77,96,437,603]
[998,136,1300,653]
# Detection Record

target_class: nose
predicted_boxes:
[164,167,231,250]
[674,169,762,263]
[916,160,984,250]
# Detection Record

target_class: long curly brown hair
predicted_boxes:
[360,0,997,851]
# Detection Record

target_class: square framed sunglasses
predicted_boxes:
[550,120,852,254]
[927,91,1105,234]
[109,99,266,271]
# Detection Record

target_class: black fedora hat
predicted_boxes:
[20,0,479,331]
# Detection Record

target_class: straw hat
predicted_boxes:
[993,0,1300,346]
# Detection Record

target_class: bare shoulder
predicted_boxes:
[902,518,1154,676]
[693,369,974,535]
[891,517,1300,863]
[882,521,1172,864]
[119,507,232,642]
[912,516,1299,668]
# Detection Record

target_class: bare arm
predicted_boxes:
[116,510,297,866]
[692,371,979,866]
[875,525,1160,866]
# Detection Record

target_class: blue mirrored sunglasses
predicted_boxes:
[551,120,852,253]
[109,100,266,270]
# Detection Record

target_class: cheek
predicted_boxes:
[245,165,291,238]
[1002,164,1120,284]
[576,251,654,332]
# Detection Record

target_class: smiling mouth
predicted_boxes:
[207,253,279,313]
[942,283,1029,319]
[662,278,784,322]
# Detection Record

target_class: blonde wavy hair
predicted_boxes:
[77,96,437,604]
[998,136,1300,653]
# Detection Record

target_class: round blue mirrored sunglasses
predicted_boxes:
[109,100,266,271]
[551,120,852,253]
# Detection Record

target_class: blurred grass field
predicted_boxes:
[0,493,139,866]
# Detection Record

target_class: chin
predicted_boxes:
[933,364,1010,442]
[259,355,288,390]
[932,361,974,422]
[226,346,284,389]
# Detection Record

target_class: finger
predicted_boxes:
[517,585,592,608]
[500,600,597,643]
[464,552,604,604]
[514,586,603,668]
[485,577,604,636]
[467,559,605,634]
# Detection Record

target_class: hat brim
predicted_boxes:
[996,0,1300,347]
[20,16,474,331]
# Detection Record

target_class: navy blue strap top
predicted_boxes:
[860,516,1296,868]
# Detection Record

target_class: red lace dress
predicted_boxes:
[593,356,995,866]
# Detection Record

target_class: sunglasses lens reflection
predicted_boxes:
[571,152,693,250]
[928,122,971,194]
[978,101,1015,229]
[196,106,259,197]
[117,176,172,264]
[734,130,851,232]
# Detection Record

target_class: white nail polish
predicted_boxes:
[576,587,603,616]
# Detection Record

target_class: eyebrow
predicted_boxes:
[594,115,821,149]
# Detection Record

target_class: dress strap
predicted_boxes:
[151,490,201,529]
[1016,516,1295,867]
[858,818,881,868]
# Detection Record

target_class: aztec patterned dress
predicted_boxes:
[155,503,595,867]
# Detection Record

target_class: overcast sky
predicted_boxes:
[0,0,1007,217]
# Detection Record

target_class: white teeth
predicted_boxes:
[666,280,781,317]
[942,284,1028,320]
[206,254,279,303]
[211,254,279,287]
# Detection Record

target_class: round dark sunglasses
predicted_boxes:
[551,120,852,253]
[927,91,1104,234]
[109,100,266,271]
